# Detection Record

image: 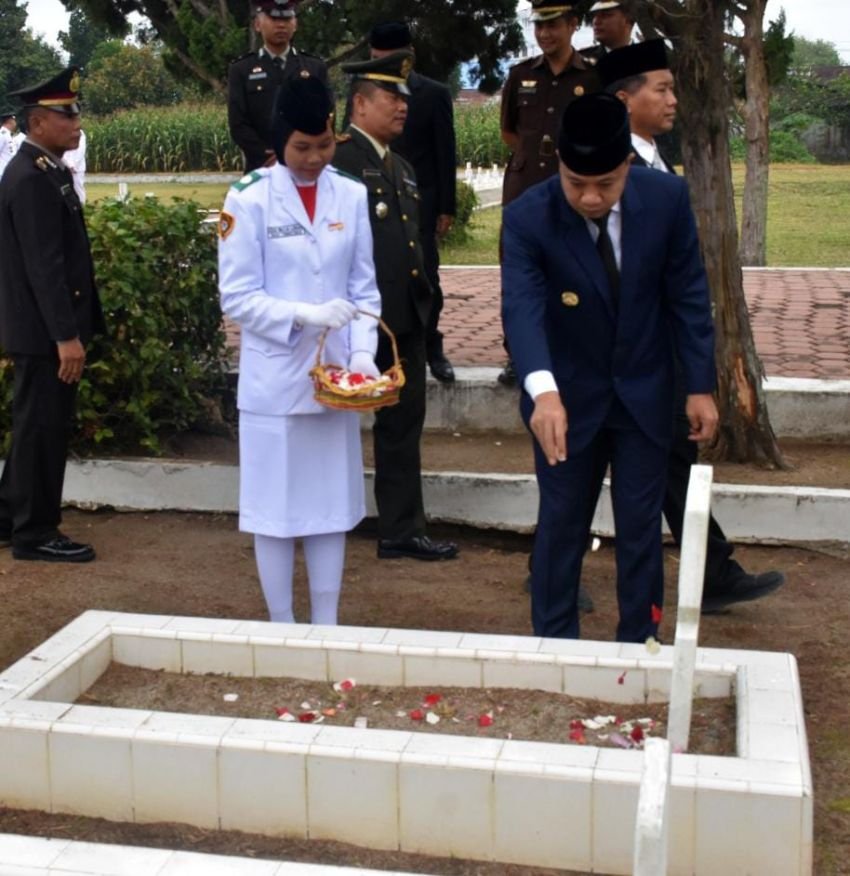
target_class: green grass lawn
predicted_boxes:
[87,163,850,267]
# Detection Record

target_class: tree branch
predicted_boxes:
[326,37,368,69]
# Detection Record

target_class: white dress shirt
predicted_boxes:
[631,133,670,172]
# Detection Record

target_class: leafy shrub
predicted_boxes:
[441,180,479,246]
[454,103,510,166]
[0,198,230,456]
[729,130,816,163]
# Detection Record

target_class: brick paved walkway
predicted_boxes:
[438,267,850,379]
[224,268,850,380]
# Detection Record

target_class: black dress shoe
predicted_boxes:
[523,574,595,612]
[13,535,96,563]
[701,570,785,615]
[497,359,517,387]
[377,535,459,561]
[429,353,455,383]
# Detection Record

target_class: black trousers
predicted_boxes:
[0,354,77,546]
[418,190,446,360]
[373,326,427,540]
[662,409,738,595]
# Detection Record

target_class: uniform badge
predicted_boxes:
[300,70,311,78]
[268,223,306,238]
[521,80,537,88]
[401,57,413,78]
[328,221,345,231]
[218,211,236,240]
[574,85,585,96]
[561,291,580,307]
[251,66,262,73]
[375,202,389,219]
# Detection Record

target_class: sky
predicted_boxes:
[23,0,850,63]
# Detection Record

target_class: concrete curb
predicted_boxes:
[61,459,850,547]
[419,369,850,440]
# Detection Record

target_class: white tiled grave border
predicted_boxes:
[0,611,812,876]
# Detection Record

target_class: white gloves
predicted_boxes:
[294,298,358,330]
[348,350,381,378]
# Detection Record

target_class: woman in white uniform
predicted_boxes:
[218,76,381,625]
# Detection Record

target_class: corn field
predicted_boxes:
[85,102,508,173]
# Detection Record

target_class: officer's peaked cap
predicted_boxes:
[342,50,413,96]
[530,1,574,22]
[8,67,81,116]
[557,92,632,175]
[254,0,298,19]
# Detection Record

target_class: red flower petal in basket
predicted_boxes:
[409,709,425,721]
[348,373,366,385]
[423,693,442,707]
[478,712,494,728]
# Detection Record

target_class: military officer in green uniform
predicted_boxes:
[333,52,458,563]
[228,0,329,171]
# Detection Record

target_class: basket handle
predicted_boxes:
[313,308,400,372]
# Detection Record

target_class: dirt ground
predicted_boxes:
[0,510,848,873]
[168,430,850,489]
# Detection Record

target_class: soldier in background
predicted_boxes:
[334,52,459,563]
[0,111,18,179]
[0,68,104,562]
[227,0,329,171]
[579,0,637,66]
[365,22,458,384]
[498,0,598,386]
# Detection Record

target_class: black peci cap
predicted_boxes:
[8,67,81,116]
[342,50,413,96]
[369,21,412,50]
[271,75,334,162]
[254,0,298,19]
[596,39,670,87]
[557,92,632,175]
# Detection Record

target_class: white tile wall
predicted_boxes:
[181,639,254,677]
[563,663,647,703]
[254,643,328,680]
[78,636,113,691]
[402,654,483,687]
[326,649,404,686]
[112,634,181,671]
[481,659,562,692]
[0,724,51,809]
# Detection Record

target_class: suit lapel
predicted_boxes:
[270,164,312,230]
[348,127,393,186]
[557,194,618,321]
[619,175,644,314]
[313,168,335,228]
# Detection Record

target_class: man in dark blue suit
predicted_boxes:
[502,93,718,642]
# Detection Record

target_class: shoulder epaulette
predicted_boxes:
[34,154,57,172]
[230,51,257,65]
[329,165,363,185]
[335,133,352,144]
[231,170,265,192]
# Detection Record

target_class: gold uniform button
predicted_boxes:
[547,106,554,114]
[402,214,409,221]
[574,85,585,96]
[409,241,415,248]
[411,269,419,277]
[561,291,580,307]
[73,290,81,299]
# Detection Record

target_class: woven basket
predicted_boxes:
[309,309,405,412]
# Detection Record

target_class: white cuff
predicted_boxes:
[524,370,558,399]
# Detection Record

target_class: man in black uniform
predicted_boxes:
[0,67,104,562]
[227,0,329,171]
[597,41,786,613]
[334,52,458,562]
[498,1,599,386]
[365,22,458,384]
[579,1,636,66]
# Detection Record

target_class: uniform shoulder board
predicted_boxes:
[230,50,257,66]
[297,49,321,60]
[231,170,265,192]
[34,154,57,172]
[335,133,352,144]
[329,166,363,185]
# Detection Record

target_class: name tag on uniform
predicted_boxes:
[248,72,268,80]
[519,80,538,92]
[328,222,344,231]
[402,175,417,189]
[268,224,306,239]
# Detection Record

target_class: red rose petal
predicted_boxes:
[409,709,425,721]
[569,728,587,744]
[298,711,317,723]
[275,707,290,717]
[617,671,627,685]
[630,725,645,743]
[423,694,442,707]
[478,713,494,727]
[569,719,584,730]
[651,604,663,624]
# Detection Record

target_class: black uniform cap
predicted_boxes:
[557,92,632,175]
[369,21,412,50]
[8,67,81,116]
[341,50,413,96]
[254,0,297,19]
[596,39,670,87]
[271,75,334,163]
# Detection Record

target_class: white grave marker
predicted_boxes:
[633,737,672,876]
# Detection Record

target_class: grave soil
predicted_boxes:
[0,510,848,874]
[79,663,736,755]
[167,430,850,489]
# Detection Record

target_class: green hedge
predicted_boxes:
[0,198,229,455]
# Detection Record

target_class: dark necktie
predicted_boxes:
[383,150,393,174]
[593,212,620,309]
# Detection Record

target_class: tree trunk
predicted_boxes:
[739,0,770,266]
[646,0,786,467]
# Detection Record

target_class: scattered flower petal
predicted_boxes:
[275,707,290,717]
[423,693,442,707]
[425,712,440,725]
[570,719,584,730]
[395,710,407,718]
[299,711,318,723]
[568,728,587,744]
[322,708,337,717]
[409,709,425,721]
[651,604,663,625]
[478,712,494,727]
[333,678,357,693]
[630,725,645,744]
[610,732,633,749]
[277,712,296,722]
[223,693,239,703]
[371,700,382,706]
[617,671,627,685]
[300,701,313,710]
[591,537,602,551]
[645,636,661,655]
